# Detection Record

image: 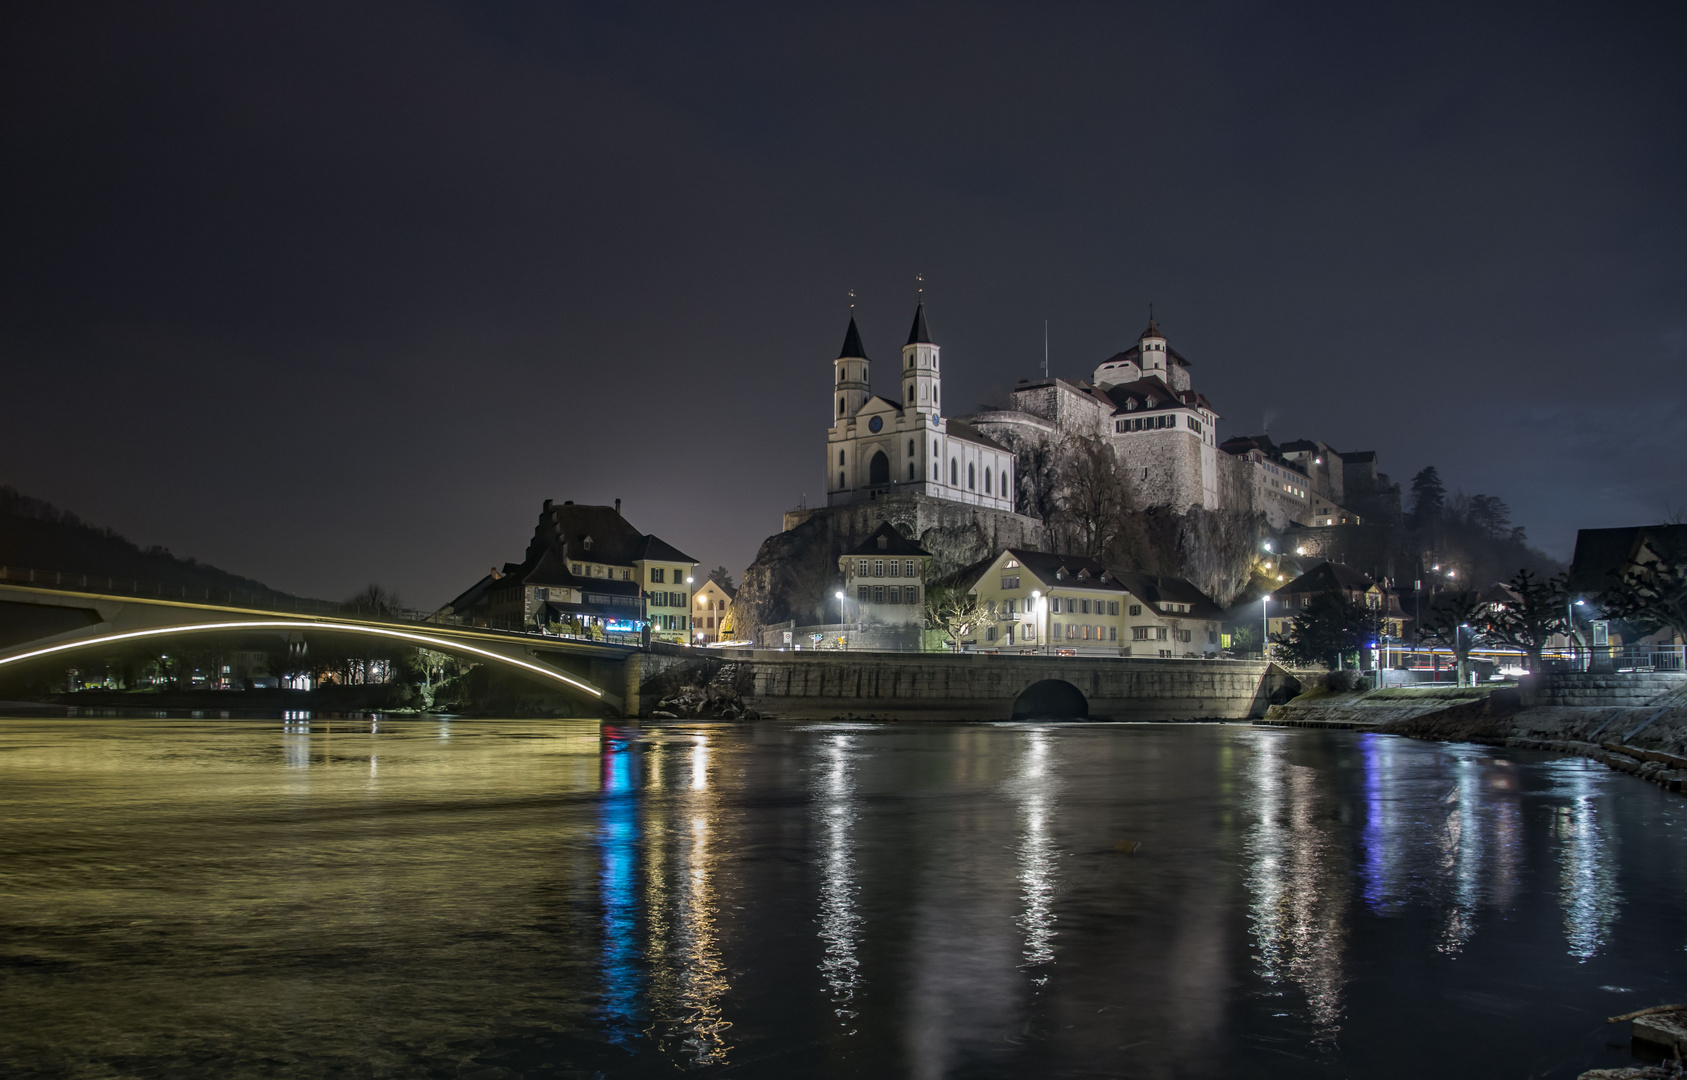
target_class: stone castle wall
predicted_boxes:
[783,492,1043,573]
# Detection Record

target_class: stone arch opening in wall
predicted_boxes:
[1011,679,1089,720]
[869,450,890,484]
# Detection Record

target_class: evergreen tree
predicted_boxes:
[1410,466,1446,521]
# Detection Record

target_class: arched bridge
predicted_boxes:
[0,580,1307,720]
[0,581,630,709]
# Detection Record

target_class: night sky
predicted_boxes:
[3,1,1683,606]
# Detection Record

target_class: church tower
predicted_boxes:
[902,302,941,417]
[1138,318,1168,381]
[834,316,870,420]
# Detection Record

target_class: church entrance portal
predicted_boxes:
[868,450,890,484]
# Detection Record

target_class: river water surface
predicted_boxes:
[1,715,1684,1078]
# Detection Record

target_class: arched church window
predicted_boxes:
[839,450,845,466]
[908,439,914,456]
[869,450,890,484]
[907,385,913,402]
[839,471,845,489]
[984,469,991,494]
[968,463,975,490]
[950,459,958,485]
[908,462,915,480]
[838,398,844,416]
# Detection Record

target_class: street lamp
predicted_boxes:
[1261,593,1271,661]
[1031,590,1046,656]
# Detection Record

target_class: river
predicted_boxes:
[1,714,1682,1078]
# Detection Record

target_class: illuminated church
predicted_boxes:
[825,302,1015,512]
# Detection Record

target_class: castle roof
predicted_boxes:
[1103,341,1192,368]
[944,417,1008,451]
[837,316,868,360]
[1139,318,1166,340]
[842,522,932,558]
[906,302,935,345]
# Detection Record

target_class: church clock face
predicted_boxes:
[868,415,883,433]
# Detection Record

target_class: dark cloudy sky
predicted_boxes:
[3,1,1683,606]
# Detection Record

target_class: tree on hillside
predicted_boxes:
[1600,535,1687,645]
[1481,569,1568,673]
[1418,590,1490,686]
[1410,467,1446,522]
[1056,435,1134,562]
[348,584,404,619]
[1272,592,1383,669]
[706,566,737,592]
[1013,436,1062,532]
[924,581,983,652]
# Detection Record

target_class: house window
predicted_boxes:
[1132,626,1149,640]
[858,585,869,601]
[888,560,900,578]
[1156,627,1168,641]
[1081,625,1090,640]
[1129,604,1141,616]
[889,586,901,604]
[1002,576,1020,590]
[651,568,665,583]
[1051,598,1062,613]
[1108,601,1119,616]
[873,559,884,576]
[1180,629,1192,643]
[1109,626,1118,641]
[1208,630,1218,644]
[905,560,916,576]
[986,625,996,641]
[1065,624,1076,640]
[906,586,919,605]
[873,586,885,604]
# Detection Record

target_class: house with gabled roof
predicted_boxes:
[443,498,698,642]
[961,548,1224,656]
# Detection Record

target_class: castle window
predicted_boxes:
[874,560,884,576]
[858,585,869,601]
[909,462,915,480]
[858,560,868,575]
[873,586,884,604]
[839,471,845,489]
[907,385,913,402]
[839,450,845,465]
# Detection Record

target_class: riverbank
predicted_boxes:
[1261,677,1687,796]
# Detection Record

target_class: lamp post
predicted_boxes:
[1031,590,1045,656]
[1261,593,1271,662]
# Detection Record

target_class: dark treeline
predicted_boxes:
[0,485,294,600]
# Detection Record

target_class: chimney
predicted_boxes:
[490,566,501,580]
[543,498,552,512]
[615,498,622,514]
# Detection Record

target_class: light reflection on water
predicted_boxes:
[0,716,1681,1080]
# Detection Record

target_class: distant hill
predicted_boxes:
[0,485,294,601]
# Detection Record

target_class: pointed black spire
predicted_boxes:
[906,302,935,346]
[837,316,868,360]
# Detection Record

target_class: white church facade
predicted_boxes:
[826,303,1015,512]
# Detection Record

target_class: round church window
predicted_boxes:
[868,416,883,433]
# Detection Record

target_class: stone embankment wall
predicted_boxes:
[638,651,1303,721]
[1519,672,1686,708]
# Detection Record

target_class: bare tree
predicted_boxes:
[1013,435,1061,533]
[1481,569,1568,673]
[924,581,983,652]
[1419,591,1489,686]
[1600,534,1687,645]
[347,584,403,619]
[1055,435,1134,562]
